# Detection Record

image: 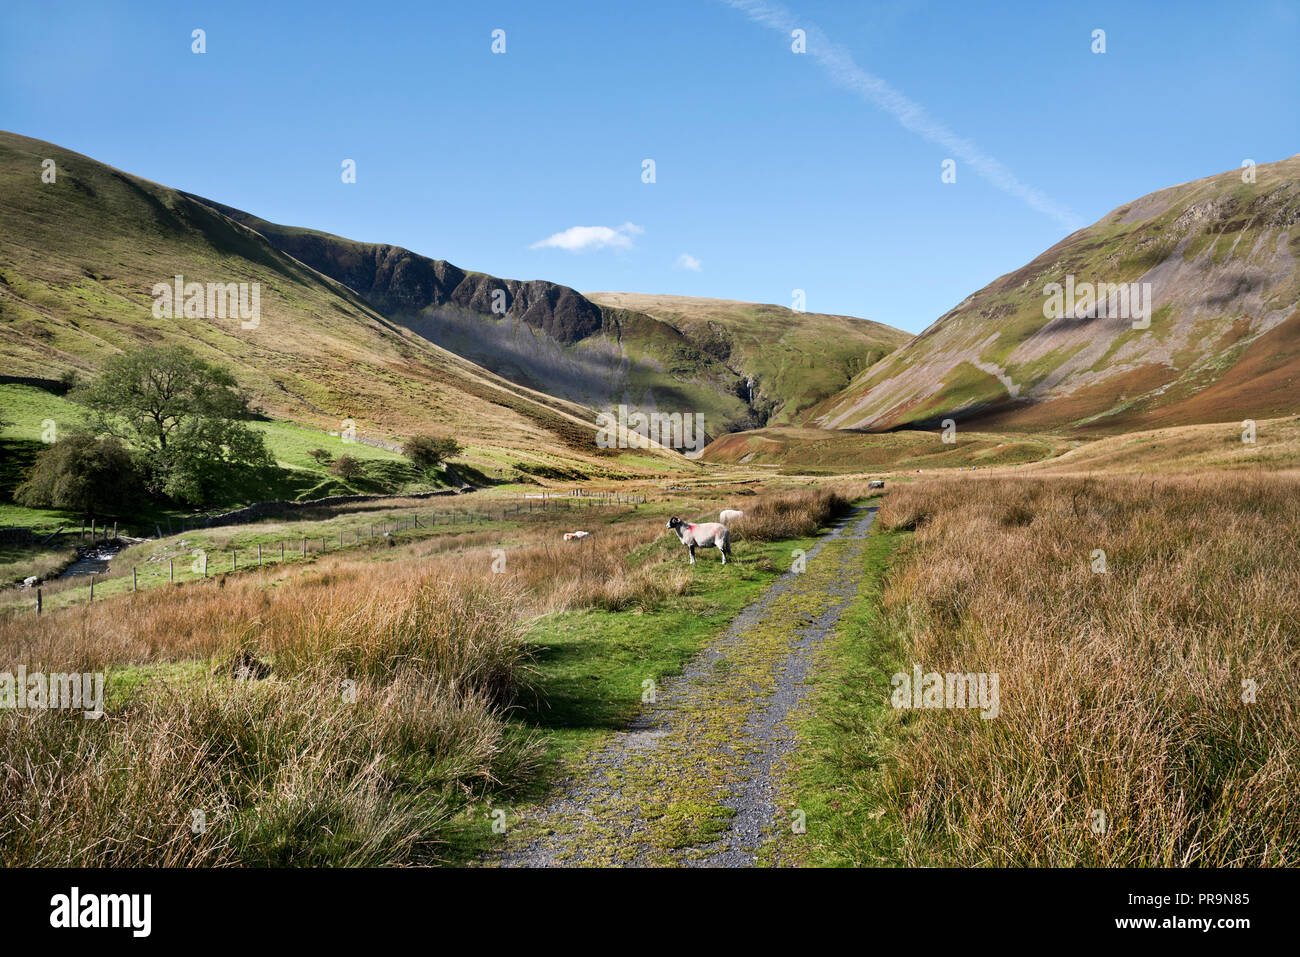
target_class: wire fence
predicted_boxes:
[4,490,653,617]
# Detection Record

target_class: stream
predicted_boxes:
[59,543,126,578]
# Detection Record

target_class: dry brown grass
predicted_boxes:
[730,487,852,542]
[1023,416,1300,475]
[500,528,691,613]
[0,670,534,866]
[0,516,693,673]
[0,508,704,865]
[0,560,543,865]
[873,471,1299,865]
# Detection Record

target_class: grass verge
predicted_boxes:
[442,532,819,863]
[769,527,905,866]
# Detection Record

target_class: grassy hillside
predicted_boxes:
[0,383,451,536]
[700,415,1300,477]
[699,424,1069,472]
[808,155,1300,434]
[0,130,687,479]
[584,292,910,424]
[191,203,764,437]
[1020,414,1300,474]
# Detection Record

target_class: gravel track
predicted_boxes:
[496,505,880,868]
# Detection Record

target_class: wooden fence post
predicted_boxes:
[170,559,174,582]
[133,567,137,591]
[36,588,42,616]
[90,575,95,600]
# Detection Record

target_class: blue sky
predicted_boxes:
[2,0,1296,332]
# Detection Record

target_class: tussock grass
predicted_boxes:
[0,559,544,865]
[498,528,691,613]
[871,471,1299,865]
[731,487,851,542]
[0,495,779,865]
[0,671,534,866]
[266,568,531,700]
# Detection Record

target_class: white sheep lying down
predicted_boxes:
[719,508,745,525]
[666,516,731,565]
[563,530,591,541]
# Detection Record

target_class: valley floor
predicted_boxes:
[1,466,1294,867]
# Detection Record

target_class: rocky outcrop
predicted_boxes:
[194,201,606,345]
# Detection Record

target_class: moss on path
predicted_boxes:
[493,506,882,867]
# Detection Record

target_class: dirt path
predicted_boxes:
[496,505,880,867]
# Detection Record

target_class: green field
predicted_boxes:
[0,383,446,531]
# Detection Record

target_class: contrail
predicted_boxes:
[722,0,1082,231]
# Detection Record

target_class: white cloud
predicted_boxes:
[723,0,1081,231]
[675,253,703,272]
[530,222,644,252]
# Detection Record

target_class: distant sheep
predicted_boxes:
[666,517,730,565]
[868,480,884,489]
[563,530,591,541]
[719,508,745,525]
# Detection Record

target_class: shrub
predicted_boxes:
[15,433,142,519]
[331,455,364,481]
[402,434,461,471]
